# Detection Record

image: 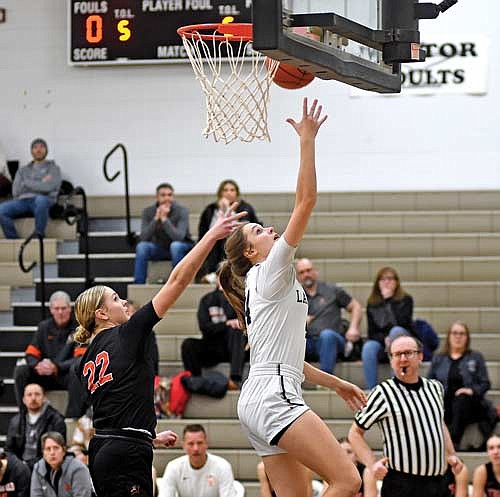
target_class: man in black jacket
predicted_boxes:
[0,449,31,496]
[6,383,66,471]
[181,285,248,388]
[13,291,86,418]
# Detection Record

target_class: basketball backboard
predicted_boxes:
[252,0,459,93]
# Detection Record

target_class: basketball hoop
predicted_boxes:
[177,23,279,144]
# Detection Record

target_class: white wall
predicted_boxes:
[0,1,498,195]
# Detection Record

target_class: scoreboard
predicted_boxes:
[68,0,252,65]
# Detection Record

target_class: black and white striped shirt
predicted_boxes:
[355,377,446,476]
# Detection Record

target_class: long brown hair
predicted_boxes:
[441,320,471,356]
[219,225,251,331]
[367,266,407,306]
[216,179,240,200]
[74,285,108,344]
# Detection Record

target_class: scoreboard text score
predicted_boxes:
[68,0,252,65]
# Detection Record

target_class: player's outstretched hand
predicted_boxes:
[333,378,367,412]
[153,430,179,449]
[209,202,247,241]
[286,97,328,139]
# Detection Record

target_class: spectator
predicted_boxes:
[181,281,248,389]
[0,449,31,497]
[349,334,463,497]
[162,424,243,497]
[0,138,61,238]
[134,182,194,284]
[428,321,498,449]
[31,432,92,497]
[13,291,86,418]
[197,179,259,284]
[472,433,500,497]
[6,384,66,471]
[295,258,363,374]
[361,266,415,389]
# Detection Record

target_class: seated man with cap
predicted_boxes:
[0,138,61,239]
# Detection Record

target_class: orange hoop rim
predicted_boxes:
[177,23,253,42]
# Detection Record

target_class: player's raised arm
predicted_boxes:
[152,207,247,318]
[283,97,327,247]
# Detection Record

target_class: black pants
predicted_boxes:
[89,433,153,497]
[381,470,449,497]
[181,328,248,382]
[14,361,88,418]
[445,393,484,445]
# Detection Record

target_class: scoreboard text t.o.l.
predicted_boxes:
[68,0,252,65]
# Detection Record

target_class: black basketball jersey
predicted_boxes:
[485,462,500,497]
[78,301,161,436]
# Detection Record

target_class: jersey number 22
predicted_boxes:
[83,351,114,393]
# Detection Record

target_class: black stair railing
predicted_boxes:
[63,186,93,289]
[102,143,136,246]
[18,231,46,319]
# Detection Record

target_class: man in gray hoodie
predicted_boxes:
[0,138,61,238]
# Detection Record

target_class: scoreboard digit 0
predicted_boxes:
[68,0,252,65]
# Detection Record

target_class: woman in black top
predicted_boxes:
[429,321,497,448]
[361,266,415,389]
[197,179,259,282]
[472,434,500,497]
[74,209,245,497]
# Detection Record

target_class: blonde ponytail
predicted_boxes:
[74,285,108,344]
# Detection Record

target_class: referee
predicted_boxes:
[348,334,463,497]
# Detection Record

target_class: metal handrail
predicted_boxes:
[64,186,93,289]
[102,143,136,246]
[18,230,46,319]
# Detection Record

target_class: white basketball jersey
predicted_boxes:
[245,236,308,372]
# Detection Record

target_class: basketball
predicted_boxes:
[267,59,315,90]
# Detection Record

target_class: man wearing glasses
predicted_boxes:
[348,334,463,497]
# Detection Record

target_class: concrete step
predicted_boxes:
[152,447,488,481]
[154,333,500,362]
[79,232,138,254]
[0,286,10,311]
[150,256,500,284]
[157,361,500,391]
[0,263,32,286]
[129,281,500,309]
[250,210,500,235]
[151,307,500,335]
[0,326,36,351]
[87,191,500,218]
[0,239,57,263]
[57,253,135,278]
[34,277,132,301]
[88,210,500,236]
[0,218,76,240]
[0,352,23,377]
[295,233,500,259]
[305,256,500,283]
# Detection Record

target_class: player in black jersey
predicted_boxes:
[74,207,246,497]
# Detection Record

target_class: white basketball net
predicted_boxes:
[180,31,279,144]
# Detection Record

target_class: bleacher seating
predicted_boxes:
[1,190,500,495]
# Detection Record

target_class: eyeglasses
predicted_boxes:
[379,276,396,282]
[390,350,419,359]
[450,331,467,336]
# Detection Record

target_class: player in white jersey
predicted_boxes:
[219,98,367,497]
